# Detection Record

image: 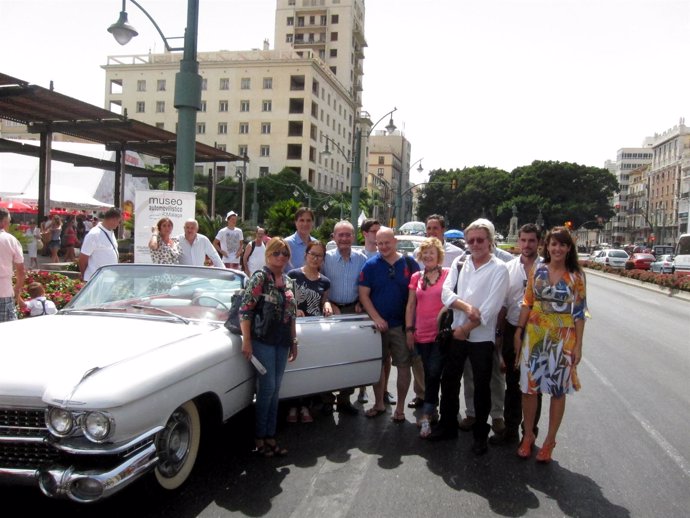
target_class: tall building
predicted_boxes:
[603,143,653,244]
[103,47,355,192]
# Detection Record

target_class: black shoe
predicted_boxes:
[428,424,458,442]
[472,440,488,456]
[488,432,506,446]
[384,392,396,405]
[336,402,359,416]
[407,397,424,409]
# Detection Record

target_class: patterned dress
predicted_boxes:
[150,236,182,264]
[519,264,587,397]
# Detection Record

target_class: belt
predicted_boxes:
[332,300,358,309]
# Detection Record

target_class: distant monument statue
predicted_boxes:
[507,204,518,241]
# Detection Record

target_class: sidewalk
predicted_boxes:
[585,267,690,303]
[23,250,80,278]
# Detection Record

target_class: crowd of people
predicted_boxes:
[1,204,588,464]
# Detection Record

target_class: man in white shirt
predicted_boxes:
[432,218,509,455]
[242,227,267,276]
[78,207,121,282]
[179,219,224,267]
[0,208,25,322]
[214,211,243,269]
[490,223,543,444]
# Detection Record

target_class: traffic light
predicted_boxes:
[450,178,458,190]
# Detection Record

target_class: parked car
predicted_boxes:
[397,221,426,236]
[650,254,675,273]
[593,249,629,268]
[577,252,591,264]
[0,264,381,502]
[395,234,426,255]
[627,253,655,270]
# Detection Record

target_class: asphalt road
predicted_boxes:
[3,273,689,517]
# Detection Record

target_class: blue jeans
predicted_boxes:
[252,339,290,438]
[416,341,444,416]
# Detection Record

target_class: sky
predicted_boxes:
[1,0,689,185]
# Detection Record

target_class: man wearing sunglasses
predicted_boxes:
[359,227,420,421]
[433,218,509,455]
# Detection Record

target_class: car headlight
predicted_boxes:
[46,407,75,436]
[82,411,114,442]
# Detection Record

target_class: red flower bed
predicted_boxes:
[584,261,690,292]
[15,270,84,318]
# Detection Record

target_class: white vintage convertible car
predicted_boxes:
[0,264,381,502]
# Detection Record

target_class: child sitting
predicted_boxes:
[18,282,58,317]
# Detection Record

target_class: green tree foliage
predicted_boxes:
[265,199,301,238]
[314,217,338,243]
[416,161,619,234]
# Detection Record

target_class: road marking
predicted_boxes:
[583,358,690,478]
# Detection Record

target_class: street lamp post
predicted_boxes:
[322,107,397,236]
[235,154,249,221]
[395,158,423,225]
[108,0,201,193]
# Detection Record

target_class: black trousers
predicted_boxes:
[439,338,493,442]
[503,320,542,434]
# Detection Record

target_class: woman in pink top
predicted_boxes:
[404,237,449,438]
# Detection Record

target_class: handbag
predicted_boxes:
[435,258,464,346]
[224,293,243,334]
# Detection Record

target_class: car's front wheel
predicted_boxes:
[154,400,201,490]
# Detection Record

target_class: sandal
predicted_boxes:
[419,419,432,438]
[300,407,314,423]
[264,438,288,457]
[365,407,386,418]
[517,435,535,459]
[286,407,298,423]
[536,441,556,463]
[392,410,406,423]
[252,439,274,458]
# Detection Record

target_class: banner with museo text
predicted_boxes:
[134,190,196,263]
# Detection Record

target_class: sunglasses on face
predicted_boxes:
[271,250,290,257]
[467,237,486,245]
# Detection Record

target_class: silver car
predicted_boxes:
[650,254,675,273]
[0,264,381,502]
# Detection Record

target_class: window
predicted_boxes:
[220,78,229,90]
[200,100,206,112]
[238,145,248,157]
[219,100,228,112]
[330,48,338,58]
[239,122,249,134]
[288,121,304,137]
[289,98,305,114]
[216,144,226,152]
[262,100,272,112]
[156,101,165,113]
[287,144,302,160]
[260,145,270,157]
[378,156,385,165]
[240,100,250,112]
[137,80,146,92]
[156,79,166,91]
[218,122,228,134]
[287,16,294,26]
[196,122,205,134]
[377,168,384,176]
[331,32,338,41]
[261,122,271,134]
[329,66,337,74]
[331,14,339,23]
[290,75,305,91]
[241,77,251,89]
[201,78,207,90]
[286,34,294,43]
[136,101,145,113]
[263,77,273,89]
[259,166,269,177]
[155,122,164,129]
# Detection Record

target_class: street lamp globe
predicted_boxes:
[385,117,397,134]
[108,11,138,45]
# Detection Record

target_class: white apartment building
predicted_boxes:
[103,48,355,192]
[604,143,653,243]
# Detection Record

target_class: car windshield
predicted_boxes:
[63,264,244,323]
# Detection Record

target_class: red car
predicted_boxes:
[628,253,655,270]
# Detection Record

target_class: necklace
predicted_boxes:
[422,265,442,290]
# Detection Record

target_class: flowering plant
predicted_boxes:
[15,270,84,318]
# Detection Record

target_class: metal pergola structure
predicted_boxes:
[0,72,240,221]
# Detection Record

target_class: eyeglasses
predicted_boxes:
[307,252,324,259]
[388,266,396,278]
[466,237,486,245]
[271,250,290,257]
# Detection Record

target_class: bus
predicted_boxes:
[674,233,690,275]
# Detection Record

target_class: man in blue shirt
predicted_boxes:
[359,227,420,421]
[285,207,317,270]
[322,220,368,415]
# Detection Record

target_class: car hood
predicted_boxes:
[0,314,217,407]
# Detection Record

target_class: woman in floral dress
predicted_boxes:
[514,226,587,463]
[148,217,182,264]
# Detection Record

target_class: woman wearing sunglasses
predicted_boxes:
[239,237,298,457]
[404,237,449,437]
[285,241,333,423]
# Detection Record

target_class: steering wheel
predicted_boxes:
[191,295,230,310]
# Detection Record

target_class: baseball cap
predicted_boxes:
[226,211,238,219]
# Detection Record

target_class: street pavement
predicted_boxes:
[2,269,689,517]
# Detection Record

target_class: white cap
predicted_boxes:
[226,211,238,219]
